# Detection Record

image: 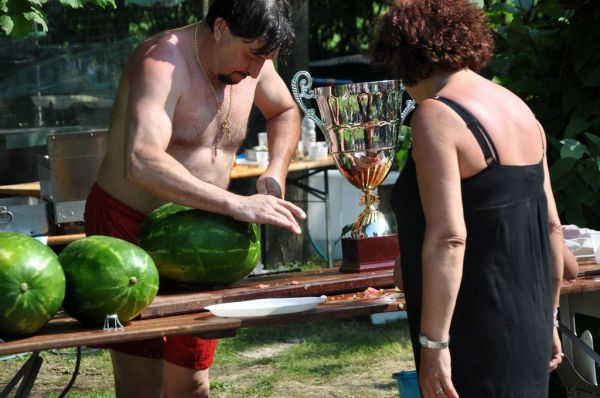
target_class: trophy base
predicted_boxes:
[339,235,399,273]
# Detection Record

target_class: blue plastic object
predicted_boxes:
[392,370,421,398]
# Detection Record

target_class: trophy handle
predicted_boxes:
[291,71,324,130]
[401,98,416,123]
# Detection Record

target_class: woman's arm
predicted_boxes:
[411,100,465,398]
[540,128,564,371]
[562,243,578,281]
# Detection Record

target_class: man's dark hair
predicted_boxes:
[205,0,295,59]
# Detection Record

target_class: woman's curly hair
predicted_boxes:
[371,0,494,86]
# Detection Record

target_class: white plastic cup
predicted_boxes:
[591,231,600,264]
[308,142,320,160]
[258,132,268,148]
[317,141,328,158]
[256,151,269,168]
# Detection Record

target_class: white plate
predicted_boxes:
[205,296,326,318]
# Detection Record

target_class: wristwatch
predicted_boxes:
[419,333,450,350]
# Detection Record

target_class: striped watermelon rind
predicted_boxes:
[138,203,260,286]
[58,235,159,326]
[0,232,65,336]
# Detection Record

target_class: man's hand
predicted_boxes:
[231,194,306,235]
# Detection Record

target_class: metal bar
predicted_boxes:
[15,354,42,398]
[559,322,600,366]
[1,351,42,398]
[324,170,333,268]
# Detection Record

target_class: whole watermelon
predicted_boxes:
[58,235,159,326]
[0,232,65,336]
[138,203,260,286]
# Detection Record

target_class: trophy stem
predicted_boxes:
[350,189,391,239]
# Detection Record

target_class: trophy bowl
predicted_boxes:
[292,71,415,241]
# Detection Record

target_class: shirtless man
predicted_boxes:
[84,1,304,397]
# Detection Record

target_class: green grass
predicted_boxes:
[1,317,413,397]
[210,317,413,397]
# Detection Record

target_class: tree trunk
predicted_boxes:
[262,0,313,268]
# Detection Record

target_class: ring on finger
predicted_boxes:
[435,387,444,395]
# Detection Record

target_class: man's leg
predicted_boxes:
[110,350,163,398]
[162,362,210,398]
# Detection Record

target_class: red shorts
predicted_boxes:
[84,183,217,369]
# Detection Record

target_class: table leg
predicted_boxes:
[286,168,333,266]
[323,169,333,268]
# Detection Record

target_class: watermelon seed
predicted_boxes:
[19,282,28,293]
[129,276,138,285]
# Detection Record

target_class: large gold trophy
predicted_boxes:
[292,71,415,272]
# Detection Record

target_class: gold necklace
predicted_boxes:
[193,22,232,144]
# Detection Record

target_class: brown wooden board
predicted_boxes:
[142,267,395,319]
[0,289,404,356]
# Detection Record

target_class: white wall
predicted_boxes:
[307,170,399,260]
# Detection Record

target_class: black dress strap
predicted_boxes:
[434,96,500,165]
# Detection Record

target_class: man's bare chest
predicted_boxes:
[171,84,256,148]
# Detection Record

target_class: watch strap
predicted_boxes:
[419,333,450,350]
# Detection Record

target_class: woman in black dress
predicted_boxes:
[371,1,565,397]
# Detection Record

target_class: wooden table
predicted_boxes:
[0,267,398,356]
[0,157,336,196]
[0,266,396,397]
[2,260,599,357]
[2,260,599,397]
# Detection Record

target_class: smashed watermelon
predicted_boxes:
[0,232,65,336]
[137,203,260,286]
[58,235,159,326]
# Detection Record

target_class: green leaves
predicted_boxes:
[560,138,586,160]
[486,0,600,228]
[1,0,115,37]
[565,118,590,138]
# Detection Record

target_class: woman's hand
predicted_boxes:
[419,348,459,398]
[549,325,564,371]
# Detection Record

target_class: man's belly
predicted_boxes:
[96,151,235,215]
[96,172,167,216]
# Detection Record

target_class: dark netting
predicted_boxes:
[0,0,205,184]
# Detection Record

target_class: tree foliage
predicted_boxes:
[485,0,600,228]
[1,0,116,37]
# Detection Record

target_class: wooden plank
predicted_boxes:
[0,158,335,198]
[0,182,40,196]
[141,268,395,319]
[240,290,404,328]
[0,289,404,356]
[47,233,86,246]
[0,312,240,356]
[561,274,600,295]
[230,157,334,179]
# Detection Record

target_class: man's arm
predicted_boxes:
[123,40,304,233]
[253,60,301,198]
